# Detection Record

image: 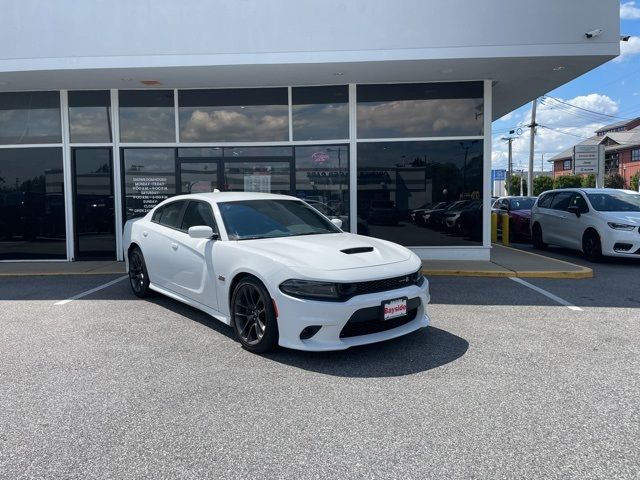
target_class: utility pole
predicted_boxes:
[501,132,516,193]
[528,99,537,196]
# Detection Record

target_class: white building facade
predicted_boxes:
[0,0,620,261]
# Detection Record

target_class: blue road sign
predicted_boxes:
[492,169,506,181]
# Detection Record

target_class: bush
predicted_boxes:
[506,175,527,195]
[604,173,625,189]
[581,174,596,188]
[553,174,582,189]
[533,176,554,196]
[631,173,640,191]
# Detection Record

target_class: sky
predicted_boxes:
[492,1,640,173]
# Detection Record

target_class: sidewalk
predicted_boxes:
[422,244,592,279]
[0,261,125,276]
[0,245,592,279]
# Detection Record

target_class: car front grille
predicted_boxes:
[340,298,421,338]
[349,272,422,298]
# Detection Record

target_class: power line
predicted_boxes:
[537,124,590,140]
[543,95,627,121]
[539,99,612,124]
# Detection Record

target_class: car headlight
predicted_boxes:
[607,222,636,231]
[280,279,345,300]
[412,269,426,287]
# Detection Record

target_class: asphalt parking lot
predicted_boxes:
[1,257,639,479]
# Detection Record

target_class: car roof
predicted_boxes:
[158,191,299,205]
[543,188,639,194]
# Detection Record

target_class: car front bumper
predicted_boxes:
[600,228,640,257]
[273,282,430,351]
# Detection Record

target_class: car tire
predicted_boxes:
[582,230,603,263]
[231,277,279,353]
[532,223,547,250]
[128,247,152,298]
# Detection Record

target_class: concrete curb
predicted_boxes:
[422,245,593,279]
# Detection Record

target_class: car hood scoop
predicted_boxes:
[240,233,411,270]
[341,247,374,254]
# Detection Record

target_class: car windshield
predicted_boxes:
[510,198,535,210]
[586,191,640,212]
[218,199,341,240]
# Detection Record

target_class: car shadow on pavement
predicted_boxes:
[149,295,468,378]
[263,326,468,378]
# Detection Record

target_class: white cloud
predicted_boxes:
[621,1,640,19]
[492,94,619,172]
[615,36,640,61]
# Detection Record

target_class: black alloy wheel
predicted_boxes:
[128,247,151,297]
[231,278,278,353]
[582,230,603,262]
[532,223,547,250]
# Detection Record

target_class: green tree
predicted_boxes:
[581,174,596,188]
[631,172,640,191]
[604,173,625,189]
[533,176,554,196]
[553,174,582,189]
[506,175,527,195]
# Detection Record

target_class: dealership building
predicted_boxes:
[0,1,619,262]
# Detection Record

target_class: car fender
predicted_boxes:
[212,243,291,318]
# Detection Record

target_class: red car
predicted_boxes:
[491,196,537,242]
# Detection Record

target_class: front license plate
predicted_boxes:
[382,297,408,321]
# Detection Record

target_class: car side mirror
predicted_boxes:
[567,206,581,218]
[331,218,343,229]
[188,225,217,239]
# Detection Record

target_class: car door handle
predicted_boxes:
[171,242,178,251]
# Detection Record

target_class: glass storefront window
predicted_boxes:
[357,140,483,245]
[357,82,484,138]
[68,91,112,143]
[294,145,350,231]
[119,90,175,143]
[292,86,349,141]
[179,162,218,194]
[0,148,66,259]
[123,148,176,220]
[223,161,291,194]
[179,88,289,142]
[0,92,61,145]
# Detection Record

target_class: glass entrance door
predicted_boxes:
[222,158,293,194]
[72,148,116,259]
[178,160,219,194]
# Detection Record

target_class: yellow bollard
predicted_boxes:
[491,212,498,243]
[502,213,510,246]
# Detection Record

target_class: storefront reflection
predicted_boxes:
[356,140,483,246]
[0,148,66,259]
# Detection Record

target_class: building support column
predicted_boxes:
[111,89,124,261]
[60,90,74,261]
[482,80,493,257]
[348,84,358,234]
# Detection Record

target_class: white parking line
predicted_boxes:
[510,277,583,311]
[54,276,128,305]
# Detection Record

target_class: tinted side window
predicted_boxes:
[158,201,185,229]
[537,193,553,209]
[181,201,217,232]
[151,207,163,223]
[570,193,589,213]
[550,192,572,211]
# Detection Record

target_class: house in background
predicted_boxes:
[551,117,640,186]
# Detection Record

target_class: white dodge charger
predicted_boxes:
[123,192,430,352]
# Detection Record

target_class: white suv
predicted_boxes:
[530,188,640,261]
